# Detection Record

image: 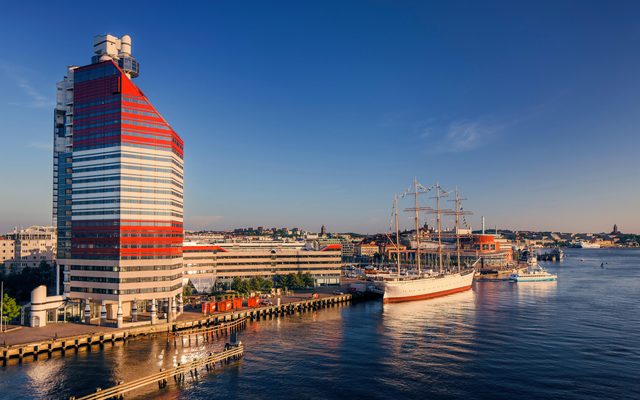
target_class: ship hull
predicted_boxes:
[509,276,557,282]
[379,270,475,304]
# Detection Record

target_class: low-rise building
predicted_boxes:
[340,241,356,258]
[0,236,15,266]
[355,243,379,257]
[4,226,57,270]
[182,243,217,293]
[182,243,342,293]
[379,243,408,258]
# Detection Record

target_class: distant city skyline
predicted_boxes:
[1,1,639,234]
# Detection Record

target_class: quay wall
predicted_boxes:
[0,294,352,364]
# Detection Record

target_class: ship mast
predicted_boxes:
[394,194,401,278]
[446,188,473,273]
[414,178,421,274]
[436,184,443,272]
[455,189,461,272]
[403,178,429,276]
[427,183,451,274]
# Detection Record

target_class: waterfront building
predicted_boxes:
[3,226,57,270]
[340,241,356,258]
[0,236,16,267]
[355,242,379,257]
[317,237,356,260]
[55,34,184,327]
[182,243,342,292]
[54,66,75,264]
[182,243,217,293]
[379,243,408,259]
[458,234,513,268]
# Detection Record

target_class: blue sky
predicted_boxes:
[0,1,639,234]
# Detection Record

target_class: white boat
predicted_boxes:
[374,269,475,303]
[509,251,557,282]
[576,241,600,249]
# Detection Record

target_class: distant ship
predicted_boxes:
[509,250,557,282]
[371,179,476,303]
[576,241,600,249]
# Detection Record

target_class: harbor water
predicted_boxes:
[0,248,639,399]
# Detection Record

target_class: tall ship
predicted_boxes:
[372,179,476,303]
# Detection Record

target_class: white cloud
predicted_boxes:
[0,62,52,108]
[418,120,499,153]
[13,78,51,108]
[437,121,484,152]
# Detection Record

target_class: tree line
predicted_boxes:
[228,272,315,295]
[0,262,54,325]
[0,261,56,303]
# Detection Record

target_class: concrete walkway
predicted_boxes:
[0,289,343,347]
[0,323,118,346]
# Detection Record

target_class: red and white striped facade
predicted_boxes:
[59,54,184,310]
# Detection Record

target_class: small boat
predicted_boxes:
[509,249,558,282]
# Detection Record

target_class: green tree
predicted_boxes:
[1,292,20,324]
[230,277,243,292]
[291,272,304,288]
[262,278,273,292]
[302,272,315,288]
[237,280,251,295]
[249,277,262,291]
[281,274,294,289]
[183,285,193,297]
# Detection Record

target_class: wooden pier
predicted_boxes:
[170,316,248,346]
[0,294,352,364]
[69,344,244,400]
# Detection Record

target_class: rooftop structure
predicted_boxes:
[92,34,139,78]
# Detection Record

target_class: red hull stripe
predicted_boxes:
[383,284,472,304]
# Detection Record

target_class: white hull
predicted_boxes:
[509,274,557,282]
[509,261,557,282]
[376,270,475,303]
[577,242,600,249]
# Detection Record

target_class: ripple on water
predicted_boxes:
[1,249,640,399]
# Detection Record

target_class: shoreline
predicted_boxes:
[0,293,353,365]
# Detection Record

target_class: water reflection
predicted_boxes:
[381,290,477,379]
[2,251,639,400]
[514,280,558,300]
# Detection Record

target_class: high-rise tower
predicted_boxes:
[54,34,184,327]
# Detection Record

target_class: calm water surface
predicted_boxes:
[1,249,639,399]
